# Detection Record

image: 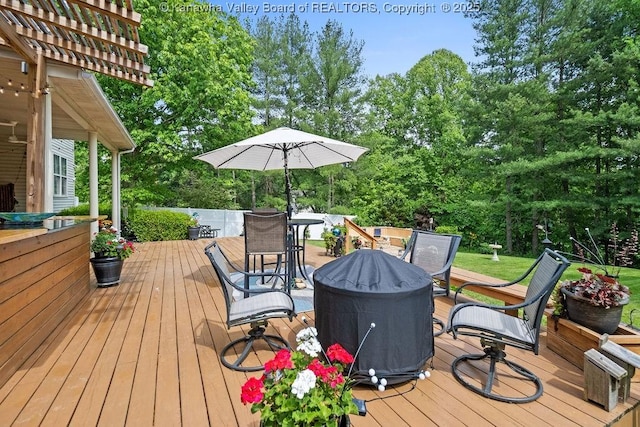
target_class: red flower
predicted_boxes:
[329,373,345,388]
[597,274,617,284]
[240,376,264,404]
[264,349,293,373]
[307,358,345,388]
[308,358,337,382]
[327,343,354,365]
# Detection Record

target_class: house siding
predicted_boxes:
[52,139,76,212]
[0,139,76,213]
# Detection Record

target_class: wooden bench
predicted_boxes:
[450,266,530,316]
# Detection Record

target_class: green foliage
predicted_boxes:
[127,210,194,241]
[303,20,366,138]
[435,225,460,235]
[320,226,346,255]
[58,202,113,218]
[91,0,256,208]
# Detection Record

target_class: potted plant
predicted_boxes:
[187,216,201,240]
[321,228,337,255]
[90,224,135,287]
[553,267,630,334]
[553,224,637,334]
[241,326,358,426]
[351,236,363,250]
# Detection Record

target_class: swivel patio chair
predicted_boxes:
[446,248,570,403]
[402,230,462,336]
[243,211,290,292]
[204,241,295,372]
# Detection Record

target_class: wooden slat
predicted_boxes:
[0,237,638,426]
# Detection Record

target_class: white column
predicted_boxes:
[111,149,120,234]
[88,131,98,237]
[43,92,53,212]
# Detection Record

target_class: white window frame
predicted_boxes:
[53,154,68,197]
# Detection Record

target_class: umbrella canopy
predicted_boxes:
[194,127,368,216]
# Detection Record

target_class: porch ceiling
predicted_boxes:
[0,50,134,150]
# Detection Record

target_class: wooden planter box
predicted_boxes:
[545,310,640,380]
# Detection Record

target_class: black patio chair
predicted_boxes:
[401,230,462,336]
[204,241,295,372]
[446,248,570,403]
[243,211,289,292]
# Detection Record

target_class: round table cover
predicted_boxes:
[313,250,433,384]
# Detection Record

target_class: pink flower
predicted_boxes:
[264,349,293,373]
[327,343,354,365]
[240,376,264,404]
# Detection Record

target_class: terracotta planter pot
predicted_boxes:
[90,256,124,287]
[561,287,628,334]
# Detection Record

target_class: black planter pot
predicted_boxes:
[188,226,201,240]
[90,256,124,287]
[561,287,628,334]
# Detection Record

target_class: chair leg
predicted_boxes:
[451,342,543,403]
[221,322,290,372]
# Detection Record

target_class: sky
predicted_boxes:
[211,1,479,77]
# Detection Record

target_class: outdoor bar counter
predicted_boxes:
[0,218,94,387]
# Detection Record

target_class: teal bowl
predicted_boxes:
[0,212,56,222]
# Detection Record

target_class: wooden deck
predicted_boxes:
[1,237,638,426]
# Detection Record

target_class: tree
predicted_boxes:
[249,16,285,127]
[302,20,366,139]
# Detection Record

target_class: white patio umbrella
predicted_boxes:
[194,127,368,217]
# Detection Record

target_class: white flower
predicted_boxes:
[296,327,322,357]
[291,369,316,399]
[296,327,317,342]
[297,339,322,357]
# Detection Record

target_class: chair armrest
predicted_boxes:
[227,270,291,295]
[454,279,522,303]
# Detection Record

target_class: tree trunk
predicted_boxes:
[505,176,513,253]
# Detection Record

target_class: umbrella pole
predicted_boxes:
[283,148,295,292]
[283,149,293,219]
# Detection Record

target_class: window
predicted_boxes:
[54,154,68,196]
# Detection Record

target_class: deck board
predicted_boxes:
[0,237,638,426]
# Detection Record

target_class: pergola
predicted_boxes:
[0,0,151,228]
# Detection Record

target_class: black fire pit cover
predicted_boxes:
[313,250,433,384]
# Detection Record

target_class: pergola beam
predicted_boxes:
[0,0,152,86]
[1,1,148,55]
[0,16,38,63]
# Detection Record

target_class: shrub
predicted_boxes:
[478,242,493,254]
[127,210,194,242]
[435,225,460,235]
[58,202,112,217]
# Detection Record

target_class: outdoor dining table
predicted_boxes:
[288,218,324,283]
